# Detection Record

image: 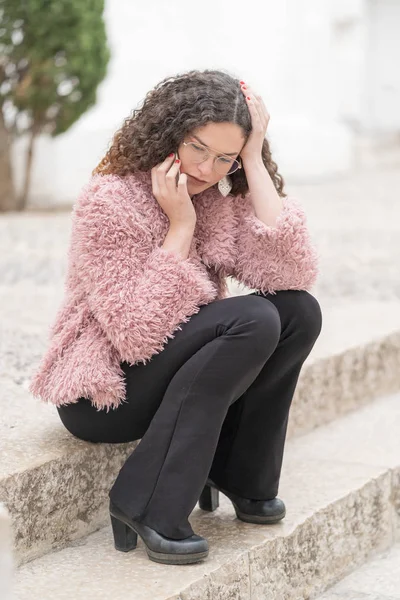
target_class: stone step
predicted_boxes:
[1,301,400,568]
[317,543,400,599]
[12,393,400,600]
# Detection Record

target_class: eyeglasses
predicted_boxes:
[181,141,242,175]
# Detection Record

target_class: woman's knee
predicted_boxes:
[285,290,322,342]
[230,295,282,350]
[256,289,322,344]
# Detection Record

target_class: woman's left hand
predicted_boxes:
[239,81,270,162]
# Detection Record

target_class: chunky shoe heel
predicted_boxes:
[199,483,219,511]
[110,514,138,552]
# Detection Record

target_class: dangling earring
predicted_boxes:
[218,175,232,197]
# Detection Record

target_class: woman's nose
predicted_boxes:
[198,156,215,177]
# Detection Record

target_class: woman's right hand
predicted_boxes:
[151,154,197,228]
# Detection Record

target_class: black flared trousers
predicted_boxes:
[57,290,322,539]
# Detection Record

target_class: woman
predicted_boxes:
[30,69,322,566]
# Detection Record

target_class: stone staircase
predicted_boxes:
[6,391,400,599]
[1,299,399,599]
[1,168,400,598]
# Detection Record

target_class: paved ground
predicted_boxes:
[289,165,400,305]
[318,544,400,599]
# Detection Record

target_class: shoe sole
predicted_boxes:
[234,508,286,524]
[111,510,208,565]
[114,540,208,564]
[147,548,209,565]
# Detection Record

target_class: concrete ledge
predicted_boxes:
[288,328,400,439]
[13,394,400,600]
[0,394,136,567]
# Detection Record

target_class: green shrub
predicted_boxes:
[0,0,110,210]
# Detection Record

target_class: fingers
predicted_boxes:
[177,172,188,195]
[259,96,270,122]
[239,81,270,130]
[164,157,182,195]
[151,153,178,198]
[247,95,264,130]
[151,165,160,197]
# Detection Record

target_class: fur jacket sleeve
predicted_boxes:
[71,174,217,366]
[229,192,319,294]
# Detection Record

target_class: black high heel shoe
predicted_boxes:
[109,500,209,565]
[198,478,286,524]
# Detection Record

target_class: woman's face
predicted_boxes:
[177,122,245,197]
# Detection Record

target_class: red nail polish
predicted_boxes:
[247,96,251,100]
[169,153,174,157]
[242,86,247,90]
[175,159,180,163]
[239,80,245,84]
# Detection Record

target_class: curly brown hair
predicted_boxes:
[93,69,285,198]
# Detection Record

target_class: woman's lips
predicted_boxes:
[187,174,207,185]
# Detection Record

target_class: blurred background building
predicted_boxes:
[10,0,400,207]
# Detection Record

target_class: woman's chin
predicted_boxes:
[186,181,201,196]
[185,176,213,197]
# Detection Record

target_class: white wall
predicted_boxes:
[363,0,400,132]
[11,0,400,206]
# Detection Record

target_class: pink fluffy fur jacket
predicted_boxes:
[29,170,319,411]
